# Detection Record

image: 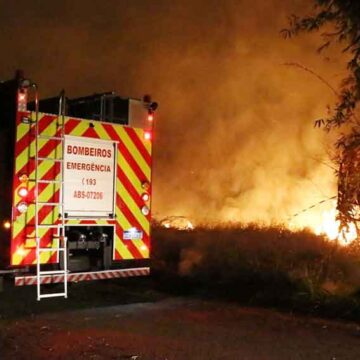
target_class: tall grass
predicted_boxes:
[151,224,360,319]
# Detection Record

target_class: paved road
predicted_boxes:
[1,297,360,359]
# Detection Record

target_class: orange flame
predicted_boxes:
[314,207,357,246]
[289,202,357,246]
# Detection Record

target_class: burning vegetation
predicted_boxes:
[288,200,358,247]
[314,204,357,246]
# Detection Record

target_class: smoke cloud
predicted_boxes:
[0,0,348,227]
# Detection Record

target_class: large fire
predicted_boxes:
[314,207,357,246]
[290,202,358,246]
[161,204,359,245]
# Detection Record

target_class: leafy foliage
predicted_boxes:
[283,1,360,228]
[283,0,360,129]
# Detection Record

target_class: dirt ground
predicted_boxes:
[1,280,360,360]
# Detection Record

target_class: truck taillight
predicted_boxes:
[18,187,28,198]
[144,131,152,141]
[17,90,28,112]
[17,202,28,214]
[141,192,150,202]
[141,205,150,216]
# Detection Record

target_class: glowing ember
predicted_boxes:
[160,216,194,230]
[314,207,357,246]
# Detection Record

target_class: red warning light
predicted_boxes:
[147,113,154,122]
[17,202,28,214]
[17,90,28,112]
[144,131,152,141]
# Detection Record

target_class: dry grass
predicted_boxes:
[151,224,360,319]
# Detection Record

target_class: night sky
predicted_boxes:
[0,0,347,226]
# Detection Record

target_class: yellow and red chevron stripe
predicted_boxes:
[11,112,152,266]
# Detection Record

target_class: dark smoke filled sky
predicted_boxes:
[0,0,348,226]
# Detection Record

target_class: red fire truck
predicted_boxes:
[0,71,157,300]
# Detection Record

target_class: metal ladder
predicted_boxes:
[34,91,68,300]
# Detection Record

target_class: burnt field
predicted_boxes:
[1,225,360,359]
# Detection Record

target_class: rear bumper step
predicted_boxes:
[15,267,150,286]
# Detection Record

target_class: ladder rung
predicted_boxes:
[38,202,63,206]
[39,270,67,275]
[39,293,67,299]
[38,248,66,252]
[37,179,63,184]
[37,135,64,141]
[37,157,63,162]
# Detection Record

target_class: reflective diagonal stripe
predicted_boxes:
[15,116,60,174]
[114,194,147,259]
[117,166,143,206]
[65,120,89,137]
[13,158,61,239]
[12,113,63,265]
[91,123,111,140]
[124,127,151,166]
[103,124,150,182]
[115,219,141,259]
[118,127,151,180]
[15,114,54,157]
[117,178,149,235]
[12,113,152,265]
[117,157,142,195]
